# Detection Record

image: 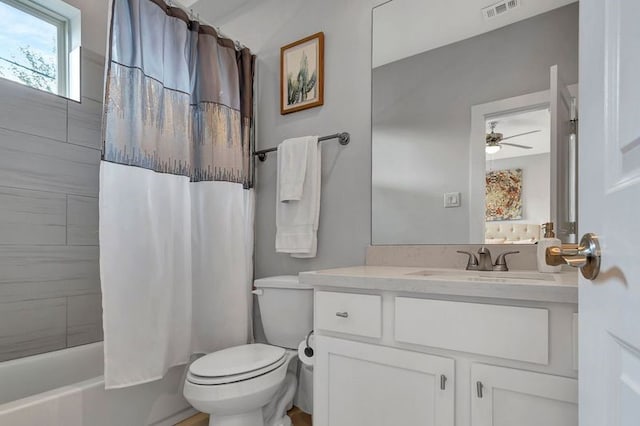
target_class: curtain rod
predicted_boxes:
[163,0,249,51]
[253,132,351,162]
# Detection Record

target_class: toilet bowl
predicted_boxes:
[184,344,292,426]
[183,276,313,426]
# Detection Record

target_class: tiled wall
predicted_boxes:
[0,49,104,362]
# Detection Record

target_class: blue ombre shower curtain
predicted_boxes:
[100,0,256,388]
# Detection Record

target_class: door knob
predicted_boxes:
[546,233,601,280]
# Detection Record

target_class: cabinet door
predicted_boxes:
[471,363,578,426]
[314,335,454,426]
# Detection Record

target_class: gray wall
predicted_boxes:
[487,153,551,228]
[208,0,378,278]
[372,3,579,245]
[0,50,104,361]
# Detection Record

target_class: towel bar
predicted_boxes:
[253,132,350,162]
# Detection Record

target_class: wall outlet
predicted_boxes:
[444,192,461,208]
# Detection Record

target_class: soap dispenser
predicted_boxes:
[537,222,562,273]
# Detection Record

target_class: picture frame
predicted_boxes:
[280,32,324,115]
[485,168,524,221]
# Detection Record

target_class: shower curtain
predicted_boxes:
[100,0,256,388]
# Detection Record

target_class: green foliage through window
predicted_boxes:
[0,45,57,92]
[0,0,62,94]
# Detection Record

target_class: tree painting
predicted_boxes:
[287,51,317,105]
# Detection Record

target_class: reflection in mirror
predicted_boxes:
[371,0,579,245]
[484,109,550,243]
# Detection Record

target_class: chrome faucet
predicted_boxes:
[457,250,479,270]
[477,246,493,271]
[457,247,519,271]
[493,251,520,271]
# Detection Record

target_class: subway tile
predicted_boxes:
[0,246,100,303]
[67,324,103,347]
[67,294,102,328]
[68,97,103,150]
[67,195,99,245]
[0,187,66,245]
[0,298,66,362]
[0,78,67,142]
[0,127,100,196]
[67,293,103,347]
[81,50,106,103]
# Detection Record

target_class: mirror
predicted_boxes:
[371,0,579,245]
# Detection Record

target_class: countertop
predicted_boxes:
[299,266,578,303]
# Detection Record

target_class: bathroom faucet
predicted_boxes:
[493,250,520,271]
[457,250,479,270]
[457,248,520,271]
[477,246,493,271]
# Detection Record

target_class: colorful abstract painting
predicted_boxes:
[486,168,523,221]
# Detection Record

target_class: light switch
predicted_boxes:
[444,192,461,208]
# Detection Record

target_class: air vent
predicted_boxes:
[482,0,520,20]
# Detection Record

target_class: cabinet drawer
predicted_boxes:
[395,298,548,364]
[315,291,382,338]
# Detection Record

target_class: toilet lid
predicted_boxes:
[189,344,286,378]
[186,353,288,385]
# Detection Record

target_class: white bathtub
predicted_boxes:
[0,343,196,425]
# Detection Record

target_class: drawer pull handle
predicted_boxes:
[335,311,349,318]
[476,381,484,398]
[440,374,447,390]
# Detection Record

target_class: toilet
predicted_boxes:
[183,276,313,426]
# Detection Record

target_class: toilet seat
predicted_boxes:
[187,344,288,386]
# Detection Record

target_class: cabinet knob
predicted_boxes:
[335,311,349,318]
[476,381,484,398]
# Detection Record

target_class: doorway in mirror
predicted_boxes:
[469,69,578,245]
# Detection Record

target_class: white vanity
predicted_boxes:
[328,0,584,423]
[301,266,578,426]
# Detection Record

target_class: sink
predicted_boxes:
[407,269,558,282]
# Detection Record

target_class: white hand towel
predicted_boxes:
[276,137,321,258]
[278,137,314,202]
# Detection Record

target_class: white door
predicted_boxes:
[580,0,640,425]
[471,363,578,426]
[314,335,455,426]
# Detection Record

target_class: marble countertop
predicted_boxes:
[299,266,578,303]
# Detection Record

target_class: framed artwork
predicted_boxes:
[485,168,523,221]
[280,32,324,115]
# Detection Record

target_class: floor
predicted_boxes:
[176,407,312,426]
[287,407,313,426]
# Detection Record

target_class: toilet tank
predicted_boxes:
[254,276,313,349]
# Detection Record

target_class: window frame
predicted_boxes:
[0,0,69,96]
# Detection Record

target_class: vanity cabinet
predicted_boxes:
[311,288,578,426]
[471,364,578,426]
[314,335,455,426]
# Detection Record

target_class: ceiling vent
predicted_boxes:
[482,0,520,20]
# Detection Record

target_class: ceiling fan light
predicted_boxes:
[486,144,501,154]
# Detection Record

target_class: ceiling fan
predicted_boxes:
[485,121,539,154]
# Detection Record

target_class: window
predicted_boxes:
[0,0,81,99]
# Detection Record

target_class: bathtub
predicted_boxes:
[0,342,196,425]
